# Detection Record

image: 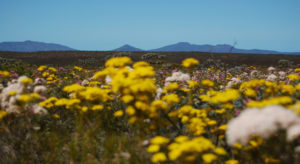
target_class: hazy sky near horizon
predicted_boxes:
[0,0,300,51]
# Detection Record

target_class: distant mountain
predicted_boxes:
[1,41,299,54]
[113,44,144,51]
[150,42,286,54]
[0,40,76,52]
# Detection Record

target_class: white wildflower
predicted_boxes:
[266,74,277,81]
[34,85,47,94]
[226,105,300,146]
[268,66,276,72]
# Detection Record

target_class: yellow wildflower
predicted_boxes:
[0,70,10,77]
[287,74,299,81]
[81,106,88,112]
[244,88,256,98]
[225,160,239,164]
[189,80,198,88]
[63,84,85,93]
[182,58,199,68]
[202,79,214,87]
[53,114,60,119]
[37,65,47,72]
[48,67,57,72]
[121,95,134,103]
[152,152,167,163]
[9,91,17,96]
[21,77,33,85]
[0,110,7,120]
[162,94,180,106]
[215,147,227,155]
[133,61,150,68]
[125,106,136,115]
[174,136,189,143]
[113,110,123,117]
[105,56,132,68]
[164,82,179,92]
[18,93,40,103]
[147,144,160,153]
[202,153,217,163]
[92,105,104,111]
[218,124,227,131]
[74,66,83,71]
[150,136,170,145]
[151,100,167,111]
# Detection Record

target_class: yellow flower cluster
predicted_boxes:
[148,135,227,163]
[39,97,58,108]
[0,110,7,120]
[48,67,57,72]
[21,77,33,85]
[287,74,300,81]
[18,93,40,103]
[105,56,132,68]
[200,89,240,105]
[63,84,85,93]
[93,57,162,123]
[37,65,47,72]
[239,79,265,90]
[239,79,298,97]
[38,66,60,85]
[201,79,214,87]
[74,66,83,71]
[147,136,169,162]
[40,83,111,112]
[176,105,207,135]
[182,58,199,68]
[0,70,10,78]
[247,96,293,108]
[54,98,81,109]
[163,82,179,92]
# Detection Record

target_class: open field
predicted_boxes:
[0,54,300,163]
[0,51,300,66]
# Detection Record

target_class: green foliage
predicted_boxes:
[278,59,293,68]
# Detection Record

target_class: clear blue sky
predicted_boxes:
[0,0,300,51]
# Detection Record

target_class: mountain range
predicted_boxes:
[0,40,75,52]
[115,42,300,55]
[0,41,299,54]
[113,44,143,52]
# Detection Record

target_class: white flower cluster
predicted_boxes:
[278,71,286,80]
[226,105,300,146]
[266,74,278,81]
[164,72,190,86]
[34,77,46,85]
[268,66,276,72]
[155,87,163,100]
[0,76,47,114]
[226,77,242,89]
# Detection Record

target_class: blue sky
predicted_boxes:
[0,0,299,51]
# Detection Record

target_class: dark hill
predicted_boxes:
[0,40,76,52]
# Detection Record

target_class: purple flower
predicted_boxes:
[59,67,66,71]
[10,73,19,78]
[235,110,241,116]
